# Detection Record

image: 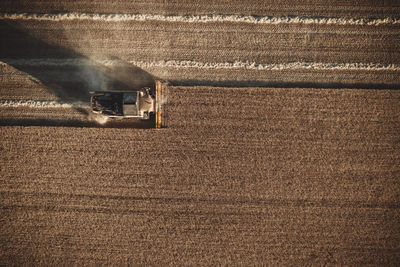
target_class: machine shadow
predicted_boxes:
[0,21,156,128]
[0,118,155,128]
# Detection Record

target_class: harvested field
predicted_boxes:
[1,1,400,265]
[1,0,400,18]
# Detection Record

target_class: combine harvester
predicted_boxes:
[90,80,168,128]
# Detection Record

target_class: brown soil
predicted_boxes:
[1,1,400,265]
[1,86,400,265]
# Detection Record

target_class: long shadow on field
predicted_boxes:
[0,118,155,128]
[0,21,156,128]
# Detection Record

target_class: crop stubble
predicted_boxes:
[1,0,400,265]
[2,20,400,63]
[1,0,400,17]
[1,17,399,88]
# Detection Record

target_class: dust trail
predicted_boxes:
[0,99,88,109]
[88,112,109,125]
[1,59,400,71]
[0,12,399,26]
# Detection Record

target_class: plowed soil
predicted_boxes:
[1,1,400,265]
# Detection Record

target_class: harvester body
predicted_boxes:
[90,80,167,128]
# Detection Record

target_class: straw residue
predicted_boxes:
[1,59,399,71]
[0,12,399,26]
[0,99,87,109]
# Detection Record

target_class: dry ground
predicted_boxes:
[1,1,400,265]
[1,0,400,17]
[1,87,399,265]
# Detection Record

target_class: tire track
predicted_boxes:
[3,190,400,209]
